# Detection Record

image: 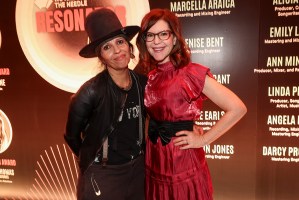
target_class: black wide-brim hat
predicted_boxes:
[79,8,140,58]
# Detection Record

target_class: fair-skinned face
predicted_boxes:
[145,19,176,64]
[99,36,131,73]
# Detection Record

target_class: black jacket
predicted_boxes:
[64,69,147,173]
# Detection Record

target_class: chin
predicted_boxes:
[156,58,169,64]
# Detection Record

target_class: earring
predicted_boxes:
[130,52,135,59]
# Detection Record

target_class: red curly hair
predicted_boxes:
[136,8,191,75]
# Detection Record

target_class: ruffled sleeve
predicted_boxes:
[180,63,213,103]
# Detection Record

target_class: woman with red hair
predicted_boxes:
[136,8,247,200]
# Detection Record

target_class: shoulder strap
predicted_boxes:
[132,71,144,145]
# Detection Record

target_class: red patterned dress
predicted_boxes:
[145,62,214,200]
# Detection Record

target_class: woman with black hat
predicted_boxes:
[64,8,147,200]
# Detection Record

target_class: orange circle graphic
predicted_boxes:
[16,0,149,93]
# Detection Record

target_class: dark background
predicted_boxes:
[1,0,299,199]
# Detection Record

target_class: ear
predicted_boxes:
[173,36,177,45]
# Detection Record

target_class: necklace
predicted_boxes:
[108,70,132,91]
[122,73,132,91]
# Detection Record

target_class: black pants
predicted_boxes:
[77,155,145,200]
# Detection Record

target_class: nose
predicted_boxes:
[153,35,161,44]
[113,45,121,53]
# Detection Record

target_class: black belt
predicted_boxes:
[148,119,194,146]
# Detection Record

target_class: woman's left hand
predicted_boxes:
[173,125,206,149]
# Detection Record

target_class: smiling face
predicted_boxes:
[98,36,131,73]
[145,20,177,64]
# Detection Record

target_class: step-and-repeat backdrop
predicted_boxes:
[0,0,298,199]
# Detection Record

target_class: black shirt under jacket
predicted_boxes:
[64,69,147,174]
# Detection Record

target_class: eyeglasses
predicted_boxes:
[143,30,173,42]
